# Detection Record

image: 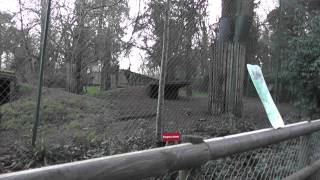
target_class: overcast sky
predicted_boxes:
[0,0,277,73]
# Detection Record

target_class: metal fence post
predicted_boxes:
[32,0,52,146]
[155,0,170,144]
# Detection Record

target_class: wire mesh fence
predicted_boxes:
[200,135,312,180]
[1,0,320,178]
[143,130,320,180]
[0,71,16,106]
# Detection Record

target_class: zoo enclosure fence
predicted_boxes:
[1,119,320,180]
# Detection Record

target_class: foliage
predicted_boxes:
[266,3,320,115]
[0,0,129,92]
[192,91,208,97]
[134,0,210,81]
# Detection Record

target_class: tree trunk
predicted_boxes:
[66,61,76,92]
[166,60,176,81]
[185,2,196,97]
[67,55,83,94]
[185,51,193,97]
[100,46,112,91]
[208,0,253,116]
[201,21,209,77]
[67,0,86,94]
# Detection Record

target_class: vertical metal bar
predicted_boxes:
[155,0,170,144]
[32,0,52,146]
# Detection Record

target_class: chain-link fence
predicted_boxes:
[1,0,320,178]
[143,130,320,180]
[2,121,320,180]
[200,134,318,180]
[0,71,16,106]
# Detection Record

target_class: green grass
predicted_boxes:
[85,86,100,95]
[179,89,208,97]
[193,91,208,97]
[18,84,34,95]
[0,97,68,130]
[67,120,99,145]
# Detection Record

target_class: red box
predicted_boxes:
[162,132,181,142]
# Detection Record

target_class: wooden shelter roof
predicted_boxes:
[0,70,15,80]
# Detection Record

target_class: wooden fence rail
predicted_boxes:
[1,120,320,180]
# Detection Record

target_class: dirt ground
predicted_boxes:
[105,86,300,136]
[0,85,300,173]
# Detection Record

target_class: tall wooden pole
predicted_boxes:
[156,0,170,144]
[32,0,52,146]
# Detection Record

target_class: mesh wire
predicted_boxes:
[1,0,320,178]
[145,131,320,180]
[0,78,13,105]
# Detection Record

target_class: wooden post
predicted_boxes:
[156,0,170,143]
[208,43,246,116]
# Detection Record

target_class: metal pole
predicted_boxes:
[32,0,52,146]
[2,120,320,180]
[155,0,170,144]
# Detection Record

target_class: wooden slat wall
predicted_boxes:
[209,42,246,116]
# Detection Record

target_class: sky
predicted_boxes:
[0,0,18,12]
[0,0,277,73]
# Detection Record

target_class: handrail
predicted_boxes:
[1,120,320,180]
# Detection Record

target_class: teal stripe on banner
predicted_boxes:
[247,64,285,129]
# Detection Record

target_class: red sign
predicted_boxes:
[162,132,181,142]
